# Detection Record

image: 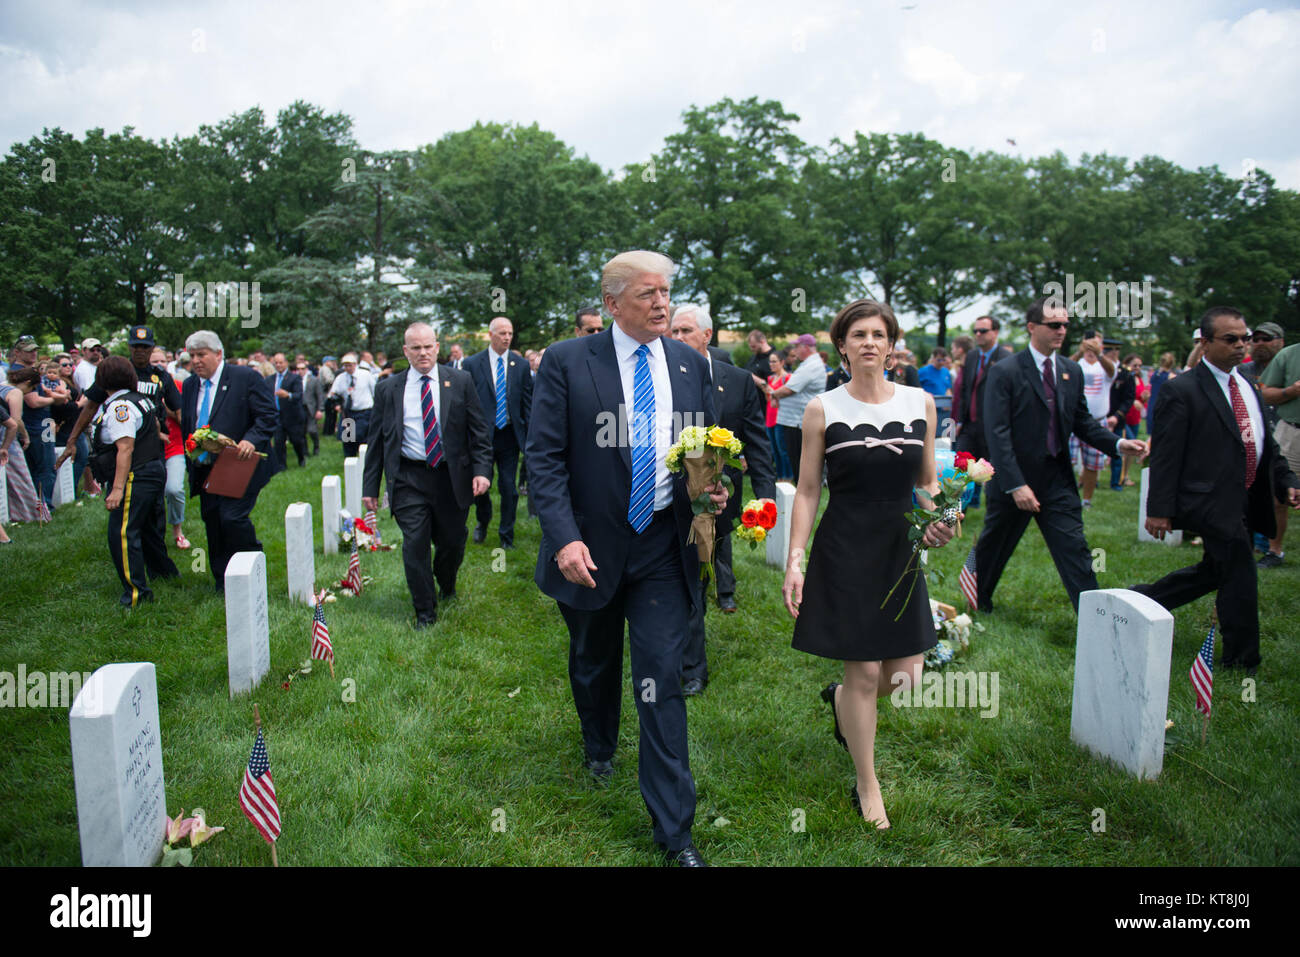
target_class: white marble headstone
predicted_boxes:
[1070,589,1174,780]
[357,443,367,480]
[321,476,341,555]
[934,437,954,452]
[225,551,271,697]
[765,481,797,568]
[52,446,76,507]
[344,456,362,518]
[285,502,314,605]
[0,462,9,524]
[69,662,166,867]
[1138,468,1182,546]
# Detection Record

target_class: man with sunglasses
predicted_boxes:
[1258,324,1300,569]
[956,316,1012,508]
[1135,307,1299,674]
[976,298,1147,613]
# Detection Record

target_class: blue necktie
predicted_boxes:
[628,344,655,533]
[420,375,444,467]
[197,379,213,464]
[495,355,508,429]
[274,372,282,409]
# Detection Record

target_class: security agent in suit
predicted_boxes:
[956,316,1012,507]
[670,304,775,693]
[465,317,532,549]
[976,298,1147,612]
[525,251,726,866]
[267,353,306,467]
[181,330,282,590]
[298,359,323,455]
[1134,307,1300,673]
[362,323,492,628]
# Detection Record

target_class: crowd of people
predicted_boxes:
[2,252,1298,865]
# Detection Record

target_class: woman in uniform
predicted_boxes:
[89,357,170,608]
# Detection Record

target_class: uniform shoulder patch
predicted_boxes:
[114,404,130,422]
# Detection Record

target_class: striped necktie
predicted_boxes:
[628,344,655,533]
[420,375,444,468]
[197,379,213,464]
[495,354,508,429]
[1229,376,1257,487]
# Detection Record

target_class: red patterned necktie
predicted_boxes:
[1228,376,1257,487]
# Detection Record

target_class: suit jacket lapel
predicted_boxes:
[666,338,695,434]
[1195,362,1241,447]
[207,366,234,424]
[1021,349,1049,410]
[586,331,631,475]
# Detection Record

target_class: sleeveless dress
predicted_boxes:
[0,384,39,522]
[792,383,935,661]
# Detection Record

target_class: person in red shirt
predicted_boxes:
[153,348,190,548]
[1120,354,1147,486]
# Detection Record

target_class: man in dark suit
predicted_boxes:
[976,298,1147,612]
[1134,307,1300,673]
[465,317,532,549]
[267,353,306,467]
[670,304,775,693]
[181,330,282,591]
[362,322,492,628]
[526,251,726,867]
[956,316,1012,507]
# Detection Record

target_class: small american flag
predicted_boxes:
[343,540,363,594]
[1190,624,1215,716]
[958,544,979,610]
[35,494,51,524]
[310,594,333,662]
[364,509,381,545]
[238,728,281,844]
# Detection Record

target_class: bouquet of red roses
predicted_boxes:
[734,498,778,549]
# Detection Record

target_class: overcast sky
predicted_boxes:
[2,0,1297,333]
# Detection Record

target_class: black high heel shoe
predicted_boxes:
[851,786,862,813]
[820,683,849,751]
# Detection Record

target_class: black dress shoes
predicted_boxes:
[820,683,849,751]
[584,757,613,781]
[437,588,457,602]
[682,678,706,697]
[717,595,737,613]
[414,612,437,629]
[472,525,487,544]
[663,843,708,867]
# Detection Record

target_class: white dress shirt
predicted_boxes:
[329,368,376,410]
[1204,361,1265,462]
[401,368,442,461]
[195,360,225,423]
[612,323,674,511]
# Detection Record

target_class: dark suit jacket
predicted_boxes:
[361,367,493,511]
[983,348,1120,494]
[708,345,733,366]
[959,344,1012,427]
[181,363,281,498]
[1108,367,1136,421]
[709,358,776,530]
[464,347,531,444]
[526,329,717,611]
[1146,362,1296,541]
[265,369,304,432]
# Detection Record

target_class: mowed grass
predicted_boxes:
[1,439,1298,866]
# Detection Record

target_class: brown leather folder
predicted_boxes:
[202,446,259,498]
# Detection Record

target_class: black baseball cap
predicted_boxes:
[128,325,156,347]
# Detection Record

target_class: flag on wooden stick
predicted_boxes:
[958,544,979,610]
[363,508,381,545]
[309,588,334,677]
[1190,622,1215,717]
[341,539,363,595]
[239,727,281,846]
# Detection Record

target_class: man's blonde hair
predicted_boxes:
[601,251,676,301]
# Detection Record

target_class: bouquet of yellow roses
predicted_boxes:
[665,424,743,582]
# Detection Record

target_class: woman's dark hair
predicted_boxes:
[94,355,138,393]
[830,299,900,365]
[6,366,40,388]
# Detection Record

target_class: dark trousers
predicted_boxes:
[25,434,55,504]
[1132,529,1260,667]
[1109,421,1126,488]
[474,426,520,545]
[956,422,990,507]
[783,425,803,485]
[338,408,371,459]
[107,460,171,607]
[198,481,263,586]
[323,396,341,437]
[391,459,468,620]
[975,458,1098,611]
[557,508,696,851]
[274,422,307,467]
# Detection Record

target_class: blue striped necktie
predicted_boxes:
[628,344,655,533]
[420,375,444,467]
[197,379,213,464]
[494,354,508,429]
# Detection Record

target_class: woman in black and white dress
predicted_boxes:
[783,300,954,828]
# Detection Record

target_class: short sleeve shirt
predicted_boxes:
[1260,342,1300,425]
[96,390,144,445]
[776,352,826,428]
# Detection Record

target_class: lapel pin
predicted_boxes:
[1061,373,1069,380]
[679,365,687,374]
[443,380,450,387]
[718,385,724,391]
[510,360,515,366]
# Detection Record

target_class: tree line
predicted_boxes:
[2,96,1297,358]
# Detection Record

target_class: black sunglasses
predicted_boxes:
[1251,333,1277,342]
[1211,334,1250,345]
[1039,321,1070,331]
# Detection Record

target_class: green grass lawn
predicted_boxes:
[1,440,1297,866]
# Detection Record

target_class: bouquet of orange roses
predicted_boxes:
[734,498,778,549]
